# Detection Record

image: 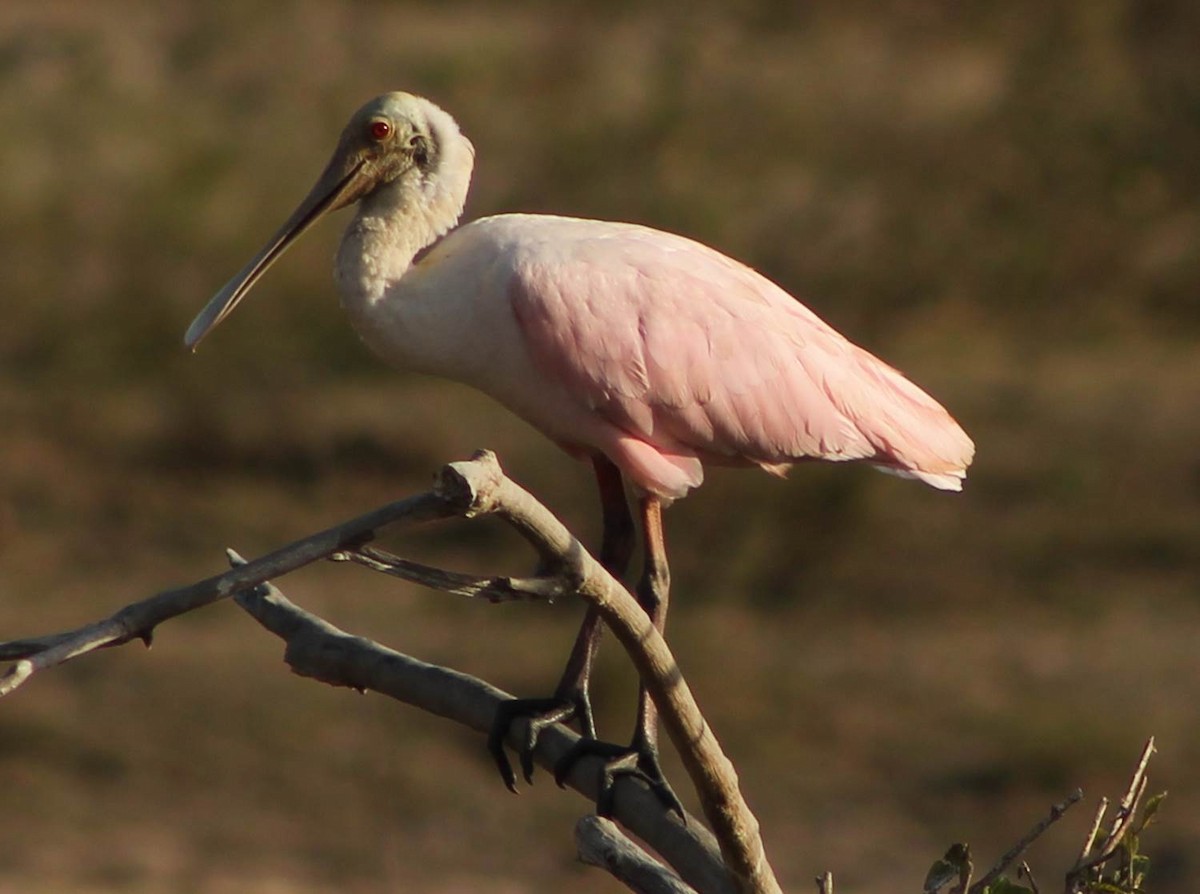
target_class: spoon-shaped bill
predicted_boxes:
[184,156,374,350]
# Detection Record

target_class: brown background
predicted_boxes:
[1,3,1197,892]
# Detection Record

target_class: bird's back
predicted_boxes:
[388,214,974,499]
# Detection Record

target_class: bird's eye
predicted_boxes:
[368,120,392,141]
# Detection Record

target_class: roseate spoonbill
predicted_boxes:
[185,92,974,810]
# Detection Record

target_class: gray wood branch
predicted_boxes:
[0,491,454,695]
[1066,736,1157,890]
[441,452,781,894]
[230,567,732,894]
[967,788,1081,894]
[333,544,570,602]
[1,451,774,894]
[576,815,698,894]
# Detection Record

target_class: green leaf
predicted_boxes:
[1131,851,1151,885]
[1124,831,1140,857]
[923,843,971,893]
[1137,790,1167,831]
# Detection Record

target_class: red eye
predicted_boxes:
[369,120,391,141]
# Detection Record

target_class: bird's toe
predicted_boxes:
[488,696,584,790]
[554,738,685,821]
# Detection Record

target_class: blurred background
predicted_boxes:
[1,2,1197,891]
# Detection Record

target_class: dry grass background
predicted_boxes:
[0,2,1197,892]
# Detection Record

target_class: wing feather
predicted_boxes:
[506,219,973,492]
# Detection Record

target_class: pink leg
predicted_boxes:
[553,495,683,818]
[487,455,634,791]
[551,455,636,722]
[629,496,669,756]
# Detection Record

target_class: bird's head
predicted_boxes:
[184,92,474,350]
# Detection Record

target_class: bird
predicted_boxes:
[185,91,974,811]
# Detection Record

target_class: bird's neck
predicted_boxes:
[335,149,472,305]
[335,210,432,321]
[339,206,434,289]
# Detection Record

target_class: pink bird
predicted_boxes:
[186,92,974,810]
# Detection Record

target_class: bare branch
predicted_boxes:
[229,564,734,894]
[967,789,1082,894]
[333,544,569,602]
[1098,737,1156,856]
[1067,737,1156,887]
[576,815,698,894]
[0,491,453,696]
[1,451,777,894]
[1075,797,1108,866]
[440,452,782,894]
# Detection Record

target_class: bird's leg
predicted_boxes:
[554,496,684,819]
[547,456,636,738]
[487,456,634,792]
[625,495,670,771]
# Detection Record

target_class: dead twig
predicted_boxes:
[1075,797,1109,869]
[332,544,570,602]
[1066,737,1157,890]
[0,491,454,696]
[967,788,1082,894]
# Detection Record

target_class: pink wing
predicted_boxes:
[507,220,974,498]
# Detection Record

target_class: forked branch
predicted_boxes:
[228,558,726,894]
[0,450,776,894]
[0,491,455,695]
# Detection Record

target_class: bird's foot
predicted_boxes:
[554,737,685,821]
[487,692,594,793]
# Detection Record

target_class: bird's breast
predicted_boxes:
[335,221,538,396]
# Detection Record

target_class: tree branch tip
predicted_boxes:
[0,659,34,697]
[1055,788,1084,816]
[437,450,506,516]
[467,447,501,467]
[1017,861,1038,891]
[967,789,1080,894]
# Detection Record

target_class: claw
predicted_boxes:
[486,717,520,794]
[487,696,582,792]
[554,737,686,821]
[483,601,603,791]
